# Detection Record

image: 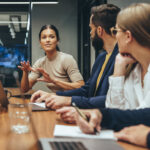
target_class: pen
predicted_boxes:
[72,102,88,121]
[72,102,99,134]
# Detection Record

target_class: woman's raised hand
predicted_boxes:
[36,68,54,83]
[18,60,36,73]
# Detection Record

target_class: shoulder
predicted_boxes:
[59,52,75,63]
[33,56,47,66]
[91,51,107,73]
[94,51,107,65]
[38,56,47,61]
[59,52,74,59]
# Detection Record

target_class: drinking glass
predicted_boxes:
[8,103,32,134]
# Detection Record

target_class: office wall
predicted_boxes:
[107,0,150,8]
[31,0,78,92]
[90,0,150,71]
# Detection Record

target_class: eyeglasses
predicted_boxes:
[110,27,124,36]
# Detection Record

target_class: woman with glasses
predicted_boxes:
[106,3,150,109]
[18,25,84,93]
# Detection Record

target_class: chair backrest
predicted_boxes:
[0,81,9,110]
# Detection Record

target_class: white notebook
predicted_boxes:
[54,125,117,140]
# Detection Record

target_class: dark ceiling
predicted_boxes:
[0,4,29,47]
[0,0,59,47]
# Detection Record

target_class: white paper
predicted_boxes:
[29,102,46,108]
[54,125,117,140]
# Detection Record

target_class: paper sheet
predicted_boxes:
[30,102,46,108]
[54,125,117,140]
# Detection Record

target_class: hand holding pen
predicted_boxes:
[72,103,101,134]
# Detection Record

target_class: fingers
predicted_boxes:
[30,67,37,72]
[61,113,76,124]
[114,126,135,141]
[35,95,46,103]
[45,98,56,109]
[30,91,41,102]
[18,61,32,72]
[30,90,48,102]
[37,68,45,73]
[18,65,24,71]
[56,107,76,123]
[115,132,130,142]
[37,78,48,82]
[37,68,49,76]
[78,115,93,134]
[89,115,99,133]
[95,122,101,132]
[56,107,74,114]
[88,110,101,133]
[75,109,102,134]
[36,68,52,83]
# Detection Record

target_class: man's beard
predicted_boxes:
[91,31,104,53]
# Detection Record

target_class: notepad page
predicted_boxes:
[54,125,117,140]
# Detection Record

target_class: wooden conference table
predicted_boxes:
[0,88,148,150]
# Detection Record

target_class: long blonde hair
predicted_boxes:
[117,3,150,48]
[117,3,150,78]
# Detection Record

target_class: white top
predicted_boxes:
[29,51,83,92]
[106,63,150,109]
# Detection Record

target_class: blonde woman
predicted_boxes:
[106,3,150,109]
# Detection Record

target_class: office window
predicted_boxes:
[0,2,30,87]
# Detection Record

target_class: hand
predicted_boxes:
[18,60,36,73]
[45,95,71,110]
[30,90,55,102]
[115,124,150,147]
[75,109,102,134]
[113,53,136,76]
[56,106,76,124]
[36,68,54,83]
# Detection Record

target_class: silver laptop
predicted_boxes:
[0,81,9,109]
[39,138,124,150]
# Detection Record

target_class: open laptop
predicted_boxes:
[0,81,9,109]
[39,138,124,150]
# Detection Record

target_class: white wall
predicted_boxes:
[31,0,77,92]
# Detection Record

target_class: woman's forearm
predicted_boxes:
[53,80,84,90]
[21,71,30,93]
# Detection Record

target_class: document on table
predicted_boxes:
[30,102,46,108]
[29,102,49,111]
[54,125,117,140]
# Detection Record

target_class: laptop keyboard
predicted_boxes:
[49,141,87,150]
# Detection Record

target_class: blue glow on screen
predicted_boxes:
[0,45,27,68]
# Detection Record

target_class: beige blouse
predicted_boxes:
[29,51,83,92]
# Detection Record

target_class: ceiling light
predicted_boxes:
[11,16,21,32]
[24,38,27,45]
[0,21,27,24]
[32,2,58,4]
[0,39,4,46]
[0,1,59,4]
